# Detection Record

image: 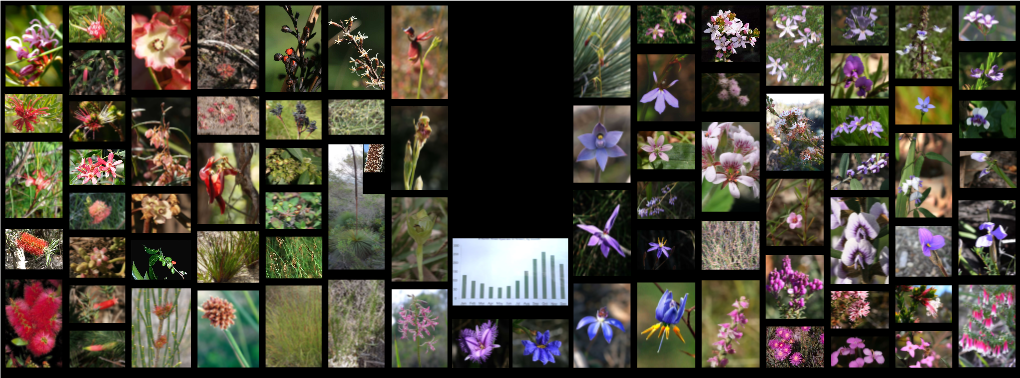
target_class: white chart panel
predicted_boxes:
[452,238,568,306]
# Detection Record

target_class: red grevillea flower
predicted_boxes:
[22,169,54,192]
[198,157,237,215]
[201,296,236,330]
[89,200,111,224]
[131,12,186,71]
[93,298,118,310]
[73,102,116,140]
[403,27,434,63]
[17,232,48,256]
[87,21,107,40]
[6,95,50,132]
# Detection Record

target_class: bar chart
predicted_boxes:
[452,238,568,306]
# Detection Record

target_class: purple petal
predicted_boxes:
[658,152,669,161]
[547,340,562,355]
[640,88,659,103]
[577,147,596,162]
[918,227,933,245]
[587,322,599,340]
[648,245,660,252]
[641,144,656,152]
[605,204,620,232]
[576,315,597,330]
[603,234,624,257]
[592,123,608,137]
[979,222,995,232]
[656,135,665,147]
[659,144,673,151]
[522,340,536,355]
[600,241,610,258]
[604,131,623,147]
[992,225,1008,240]
[601,322,614,343]
[605,318,625,331]
[976,235,993,248]
[663,89,679,109]
[588,234,600,247]
[576,224,602,235]
[928,234,945,250]
[656,290,672,321]
[654,92,666,114]
[605,145,626,158]
[595,148,608,171]
[648,151,657,162]
[578,133,597,150]
[653,71,657,83]
[668,79,678,88]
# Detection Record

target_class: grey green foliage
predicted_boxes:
[701,221,759,270]
[327,280,384,367]
[266,148,322,185]
[328,99,384,135]
[573,6,631,98]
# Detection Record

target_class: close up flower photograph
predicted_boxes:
[72,194,122,229]
[831,6,888,46]
[573,284,630,368]
[702,122,761,212]
[701,73,760,112]
[765,5,825,86]
[959,200,1016,276]
[766,326,822,367]
[894,6,952,79]
[512,319,566,367]
[830,196,890,284]
[765,255,824,319]
[959,52,1015,90]
[68,237,125,278]
[326,6,385,91]
[958,101,1016,139]
[702,281,759,368]
[453,319,506,368]
[3,279,64,368]
[961,151,1017,188]
[959,6,1016,41]
[957,285,1015,367]
[130,5,191,90]
[894,87,952,124]
[637,282,695,367]
[265,5,322,92]
[392,290,447,367]
[4,141,63,218]
[129,97,192,186]
[70,330,123,367]
[638,5,694,44]
[198,290,259,367]
[700,6,760,62]
[391,106,448,190]
[894,226,951,277]
[636,131,695,170]
[830,153,891,190]
[830,291,890,329]
[4,5,63,87]
[765,179,824,246]
[895,285,953,323]
[197,143,260,225]
[639,230,696,270]
[573,105,630,183]
[573,5,631,98]
[829,53,889,99]
[830,106,890,146]
[69,5,124,43]
[830,336,888,368]
[69,100,126,142]
[637,54,694,122]
[637,181,695,219]
[894,133,954,218]
[572,190,630,277]
[130,288,191,367]
[895,331,952,368]
[391,5,447,99]
[69,50,125,95]
[71,149,125,186]
[4,94,62,134]
[4,229,62,270]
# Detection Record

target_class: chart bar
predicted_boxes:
[525,272,529,299]
[481,283,485,299]
[533,259,537,299]
[560,264,565,299]
[489,287,493,298]
[472,281,476,299]
[507,286,510,299]
[498,287,502,299]
[462,275,467,299]
[550,255,556,299]
[542,252,547,300]
[516,281,520,299]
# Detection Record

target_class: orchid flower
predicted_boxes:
[576,204,624,258]
[576,307,625,343]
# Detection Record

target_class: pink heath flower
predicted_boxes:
[646,24,665,40]
[786,212,803,229]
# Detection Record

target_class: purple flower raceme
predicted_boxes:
[767,255,824,314]
[640,71,679,114]
[976,222,1008,248]
[576,204,624,258]
[647,237,671,258]
[917,227,945,257]
[577,122,626,172]
[576,307,625,343]
[641,135,673,162]
[459,320,500,363]
[641,289,687,352]
[522,330,561,365]
[916,30,928,41]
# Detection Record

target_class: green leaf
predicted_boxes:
[149,255,160,267]
[959,232,977,239]
[703,189,734,212]
[171,266,176,275]
[660,143,696,169]
[271,218,284,229]
[879,177,889,190]
[131,262,147,280]
[1003,106,1017,138]
[830,249,841,259]
[148,265,157,281]
[919,187,932,204]
[924,152,952,166]
[875,225,889,240]
[298,171,310,185]
[839,153,850,180]
[286,148,305,160]
[961,222,976,232]
[896,193,908,217]
[918,208,937,218]
[849,178,863,190]
[144,245,161,255]
[914,155,925,177]
[11,338,28,346]
[794,186,802,200]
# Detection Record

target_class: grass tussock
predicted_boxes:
[266,286,321,367]
[328,280,384,367]
[702,221,759,270]
[198,231,258,283]
[328,226,383,270]
[266,237,323,279]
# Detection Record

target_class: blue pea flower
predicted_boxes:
[641,290,687,352]
[976,222,1008,247]
[577,122,626,172]
[522,330,561,365]
[915,96,935,113]
[647,237,671,259]
[576,307,625,343]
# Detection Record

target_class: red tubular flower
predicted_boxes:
[6,95,50,132]
[199,157,238,215]
[93,298,118,310]
[404,27,434,63]
[17,232,48,256]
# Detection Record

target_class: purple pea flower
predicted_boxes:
[647,236,671,258]
[640,290,687,353]
[847,169,854,178]
[459,320,501,363]
[522,330,561,365]
[986,65,1004,81]
[576,204,624,258]
[967,107,991,129]
[844,212,879,242]
[641,135,673,162]
[843,55,864,89]
[855,77,873,97]
[970,68,984,79]
[915,96,935,113]
[576,307,625,343]
[640,71,679,114]
[976,222,1008,247]
[918,227,945,257]
[841,237,875,270]
[577,122,626,172]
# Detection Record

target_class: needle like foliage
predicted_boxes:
[573,6,631,98]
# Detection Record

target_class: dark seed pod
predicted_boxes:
[274,53,284,61]
[282,25,292,33]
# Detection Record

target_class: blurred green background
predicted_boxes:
[637,282,695,367]
[266,100,322,140]
[572,190,631,276]
[4,5,63,87]
[198,290,259,367]
[573,284,630,368]
[959,6,1016,41]
[830,106,890,146]
[326,6,384,90]
[701,280,759,367]
[894,6,953,79]
[830,53,890,99]
[959,52,1016,90]
[265,6,321,92]
[512,319,568,368]
[895,86,953,124]
[392,289,447,367]
[71,330,124,367]
[764,255,824,319]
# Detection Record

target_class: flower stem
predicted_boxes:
[990,163,1017,188]
[147,67,163,90]
[223,328,249,367]
[919,112,924,125]
[416,242,424,281]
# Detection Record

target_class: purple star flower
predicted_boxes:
[576,307,626,343]
[577,122,626,171]
[970,68,984,78]
[843,55,864,89]
[641,135,673,162]
[976,222,1008,247]
[986,65,1004,81]
[522,330,561,365]
[647,236,671,258]
[459,320,501,363]
[576,204,624,258]
[915,96,935,113]
[640,71,679,114]
[918,227,945,257]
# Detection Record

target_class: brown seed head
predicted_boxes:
[201,296,236,330]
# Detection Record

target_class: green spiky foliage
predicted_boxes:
[71,330,125,367]
[573,6,631,98]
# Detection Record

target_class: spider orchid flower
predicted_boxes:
[576,204,624,258]
[576,307,625,343]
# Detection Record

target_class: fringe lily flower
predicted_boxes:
[576,204,624,258]
[459,320,500,363]
[641,290,687,352]
[522,330,561,365]
[576,307,625,343]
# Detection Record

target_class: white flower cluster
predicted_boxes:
[703,9,758,62]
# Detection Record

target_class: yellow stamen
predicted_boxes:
[537,345,546,349]
[641,323,662,340]
[597,134,603,140]
[659,325,668,340]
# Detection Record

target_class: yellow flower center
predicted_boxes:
[537,345,546,349]
[597,134,603,140]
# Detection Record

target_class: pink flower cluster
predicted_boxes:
[708,296,749,367]
[831,291,871,324]
[396,298,440,343]
[768,327,794,361]
[961,285,1015,358]
[832,337,883,367]
[5,19,59,83]
[767,255,823,309]
[74,151,123,185]
[87,21,107,40]
[898,333,939,367]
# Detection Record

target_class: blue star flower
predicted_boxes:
[915,96,935,113]
[647,237,671,259]
[576,307,625,343]
[576,204,624,258]
[522,330,561,365]
[577,122,626,172]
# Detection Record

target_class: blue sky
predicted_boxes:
[930,285,953,295]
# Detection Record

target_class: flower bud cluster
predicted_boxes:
[767,255,823,310]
